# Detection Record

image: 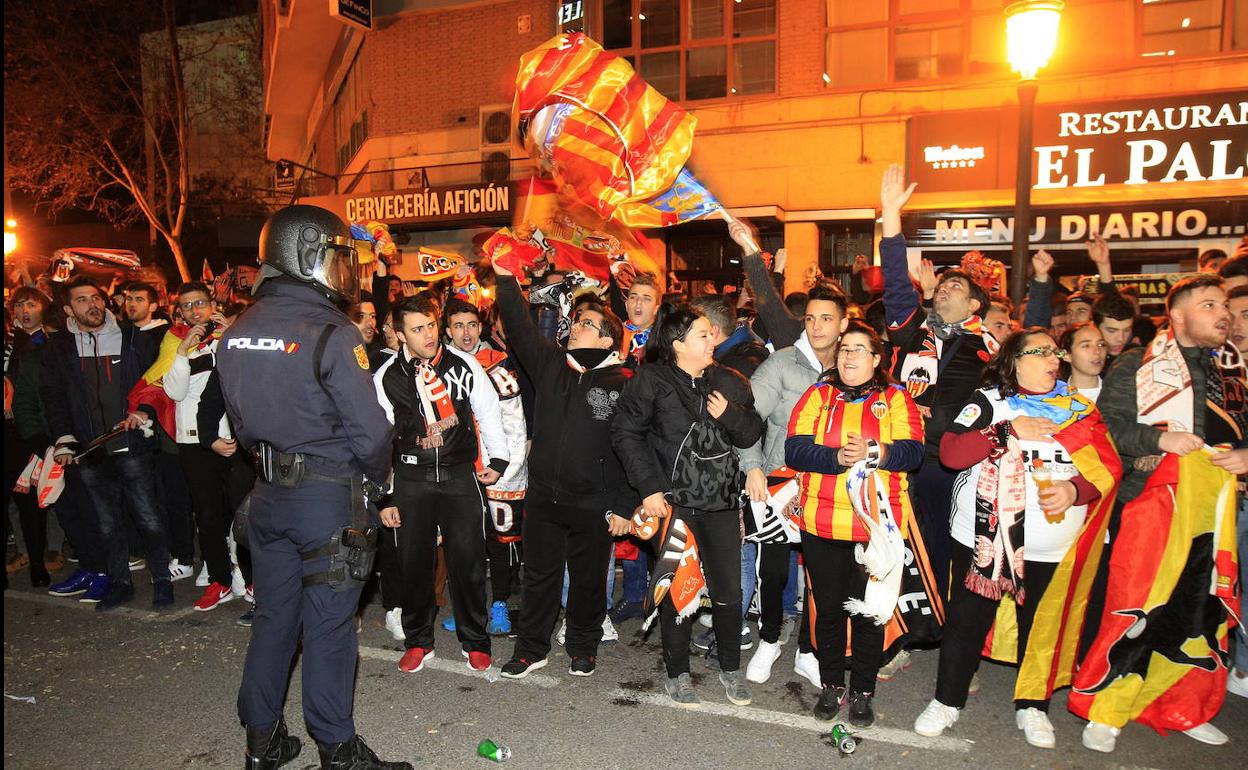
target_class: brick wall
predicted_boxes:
[362,1,555,138]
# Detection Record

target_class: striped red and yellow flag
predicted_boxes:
[514,34,719,228]
[1069,449,1238,733]
[981,408,1122,702]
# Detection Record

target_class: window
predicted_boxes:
[823,0,1009,89]
[332,50,368,172]
[598,0,777,101]
[1136,0,1247,57]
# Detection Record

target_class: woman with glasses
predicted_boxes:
[784,320,925,727]
[611,302,764,709]
[1059,323,1107,403]
[914,328,1119,750]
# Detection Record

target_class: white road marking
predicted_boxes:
[358,645,562,689]
[607,688,971,753]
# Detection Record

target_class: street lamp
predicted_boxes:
[1004,0,1063,307]
[3,218,16,257]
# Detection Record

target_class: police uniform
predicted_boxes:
[216,205,407,770]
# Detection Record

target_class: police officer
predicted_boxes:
[217,205,411,770]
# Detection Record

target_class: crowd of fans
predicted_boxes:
[4,164,1246,755]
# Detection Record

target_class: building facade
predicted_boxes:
[264,0,1248,290]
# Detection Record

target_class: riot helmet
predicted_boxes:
[255,205,360,302]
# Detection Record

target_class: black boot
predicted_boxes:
[317,735,413,770]
[245,720,302,769]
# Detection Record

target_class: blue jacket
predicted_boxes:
[216,278,393,482]
[40,312,160,454]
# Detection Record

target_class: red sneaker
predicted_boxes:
[399,647,434,673]
[465,651,491,671]
[193,582,233,612]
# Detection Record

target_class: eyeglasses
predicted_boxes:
[179,299,211,310]
[1016,346,1067,360]
[837,345,874,358]
[573,317,604,335]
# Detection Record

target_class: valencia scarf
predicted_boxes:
[966,384,1093,604]
[844,459,905,626]
[409,347,459,449]
[1137,327,1248,444]
[897,312,998,401]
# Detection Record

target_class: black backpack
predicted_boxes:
[669,395,743,512]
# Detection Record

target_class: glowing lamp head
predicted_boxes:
[1005,0,1064,80]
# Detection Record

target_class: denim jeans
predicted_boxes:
[1236,496,1248,672]
[620,545,650,604]
[76,453,169,584]
[741,541,758,619]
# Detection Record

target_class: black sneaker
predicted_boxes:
[608,599,644,623]
[813,685,847,722]
[95,581,136,612]
[152,579,174,609]
[692,627,716,651]
[847,690,875,727]
[237,606,256,627]
[245,719,301,770]
[499,656,548,679]
[569,656,596,677]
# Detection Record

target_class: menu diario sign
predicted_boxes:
[908,90,1247,193]
[901,199,1246,248]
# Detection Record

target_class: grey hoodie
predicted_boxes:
[738,332,828,474]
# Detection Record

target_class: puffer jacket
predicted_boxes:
[738,332,826,475]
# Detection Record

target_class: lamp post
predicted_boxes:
[1004,0,1063,307]
[3,218,15,258]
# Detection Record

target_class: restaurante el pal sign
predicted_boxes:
[908,90,1247,193]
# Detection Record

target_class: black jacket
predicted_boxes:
[373,343,509,481]
[495,275,636,514]
[611,360,764,502]
[41,314,160,455]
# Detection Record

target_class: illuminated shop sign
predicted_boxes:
[907,90,1246,193]
[300,182,513,227]
[901,199,1246,248]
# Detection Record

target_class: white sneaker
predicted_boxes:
[1015,707,1056,749]
[1228,669,1248,698]
[601,615,619,643]
[793,650,821,689]
[556,620,566,646]
[698,611,713,628]
[384,607,405,641]
[914,699,960,737]
[167,559,194,582]
[244,585,255,604]
[195,563,210,587]
[230,565,247,598]
[877,649,911,681]
[1081,721,1120,753]
[128,557,145,572]
[968,671,981,694]
[746,640,782,683]
[1182,722,1228,746]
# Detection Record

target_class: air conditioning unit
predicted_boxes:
[479,105,512,149]
[481,149,511,185]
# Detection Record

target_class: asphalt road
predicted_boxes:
[3,573,1245,769]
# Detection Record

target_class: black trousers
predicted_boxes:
[155,448,195,564]
[377,525,403,611]
[801,532,884,693]
[4,431,50,579]
[912,460,957,602]
[1079,498,1126,660]
[512,496,612,660]
[757,542,813,652]
[485,537,520,602]
[180,443,236,586]
[394,467,489,653]
[934,542,1058,711]
[660,507,743,678]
